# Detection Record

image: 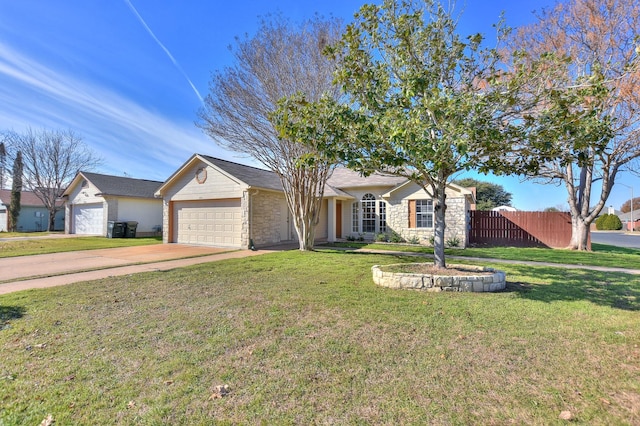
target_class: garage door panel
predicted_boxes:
[173,200,242,248]
[72,204,104,235]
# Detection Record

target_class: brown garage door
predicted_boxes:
[172,199,242,247]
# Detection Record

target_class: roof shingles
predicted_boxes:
[0,189,48,207]
[80,172,162,199]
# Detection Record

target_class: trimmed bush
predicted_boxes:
[596,214,622,230]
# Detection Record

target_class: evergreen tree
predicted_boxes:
[9,151,23,232]
[0,142,6,190]
[454,178,512,211]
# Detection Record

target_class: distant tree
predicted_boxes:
[4,128,101,231]
[197,15,343,251]
[620,197,640,214]
[543,206,561,212]
[454,178,512,210]
[502,0,640,250]
[8,151,23,232]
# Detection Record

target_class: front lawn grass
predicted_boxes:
[327,241,640,270]
[0,236,161,258]
[1,250,638,424]
[0,232,62,238]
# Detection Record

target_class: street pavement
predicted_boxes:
[591,231,640,249]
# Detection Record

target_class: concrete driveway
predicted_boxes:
[0,244,274,295]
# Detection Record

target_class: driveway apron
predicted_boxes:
[0,245,229,282]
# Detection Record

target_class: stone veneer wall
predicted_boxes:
[161,199,170,244]
[372,263,506,292]
[250,191,287,247]
[385,196,469,247]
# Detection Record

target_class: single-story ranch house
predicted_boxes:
[155,154,475,249]
[62,172,163,236]
[0,189,64,232]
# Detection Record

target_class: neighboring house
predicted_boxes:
[492,205,517,212]
[155,154,475,249]
[0,189,64,232]
[61,172,163,236]
[617,211,639,231]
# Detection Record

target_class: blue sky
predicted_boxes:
[0,0,638,211]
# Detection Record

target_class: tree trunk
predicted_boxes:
[433,183,447,268]
[292,213,316,251]
[567,215,591,251]
[48,209,56,232]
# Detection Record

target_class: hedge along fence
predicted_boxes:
[469,211,585,249]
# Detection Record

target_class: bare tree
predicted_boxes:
[197,15,342,251]
[505,0,640,250]
[4,128,102,231]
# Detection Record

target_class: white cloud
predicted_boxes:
[0,40,232,180]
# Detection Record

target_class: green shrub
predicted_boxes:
[375,233,388,242]
[596,214,622,230]
[389,231,404,243]
[446,236,461,247]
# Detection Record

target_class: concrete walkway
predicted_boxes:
[347,248,640,275]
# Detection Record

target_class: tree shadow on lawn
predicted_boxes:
[505,264,640,311]
[0,305,25,330]
[334,250,639,311]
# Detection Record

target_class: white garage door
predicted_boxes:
[0,208,7,232]
[173,199,242,247]
[72,203,104,235]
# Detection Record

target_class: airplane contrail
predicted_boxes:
[124,0,204,103]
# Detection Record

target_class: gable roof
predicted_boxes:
[382,179,476,202]
[0,189,48,207]
[156,154,284,195]
[156,154,475,202]
[198,155,283,192]
[327,167,406,189]
[63,171,163,199]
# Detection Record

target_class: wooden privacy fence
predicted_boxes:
[469,211,583,248]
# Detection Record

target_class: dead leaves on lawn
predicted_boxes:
[209,384,230,400]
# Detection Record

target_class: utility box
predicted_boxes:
[107,221,125,238]
[124,221,138,238]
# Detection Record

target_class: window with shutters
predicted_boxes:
[415,199,433,228]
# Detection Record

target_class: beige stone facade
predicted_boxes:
[384,196,469,246]
[156,156,475,249]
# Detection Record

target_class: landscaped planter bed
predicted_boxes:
[372,263,506,292]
